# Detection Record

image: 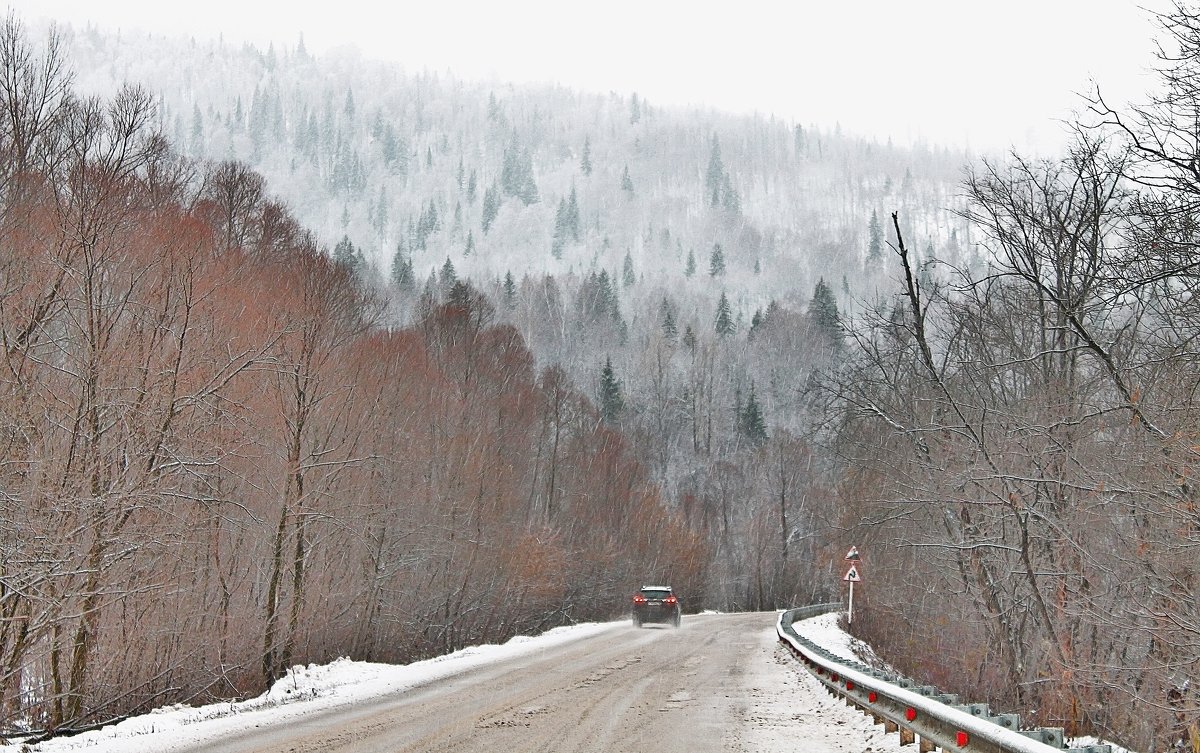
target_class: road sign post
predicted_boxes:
[843,547,862,624]
[848,579,854,624]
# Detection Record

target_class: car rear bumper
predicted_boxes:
[634,607,679,623]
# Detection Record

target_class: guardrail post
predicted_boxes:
[899,727,915,745]
[918,736,935,752]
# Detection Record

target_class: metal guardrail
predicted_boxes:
[776,605,1114,753]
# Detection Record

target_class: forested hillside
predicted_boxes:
[52,19,978,613]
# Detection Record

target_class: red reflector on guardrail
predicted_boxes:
[845,681,855,691]
[868,691,877,703]
[957,731,969,746]
[905,707,917,722]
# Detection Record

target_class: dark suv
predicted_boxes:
[631,585,681,627]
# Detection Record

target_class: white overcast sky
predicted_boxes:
[4,0,1172,154]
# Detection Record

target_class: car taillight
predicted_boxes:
[633,595,646,604]
[665,596,677,604]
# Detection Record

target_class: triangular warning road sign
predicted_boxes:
[843,565,862,583]
[845,546,861,561]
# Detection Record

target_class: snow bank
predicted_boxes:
[1,620,620,753]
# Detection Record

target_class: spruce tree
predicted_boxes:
[748,308,765,340]
[501,134,539,205]
[481,183,500,234]
[709,243,726,277]
[503,271,517,308]
[810,277,843,345]
[597,270,617,315]
[581,136,593,176]
[706,134,725,207]
[599,356,624,421]
[501,135,523,196]
[715,291,735,337]
[659,298,678,341]
[552,198,569,259]
[721,173,740,214]
[567,185,581,241]
[868,209,884,262]
[740,384,768,444]
[448,280,472,310]
[622,251,635,287]
[464,230,475,256]
[440,257,457,290]
[191,104,204,150]
[518,153,540,205]
[685,248,696,277]
[333,235,358,272]
[390,247,415,291]
[621,164,634,195]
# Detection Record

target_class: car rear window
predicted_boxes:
[640,589,672,599]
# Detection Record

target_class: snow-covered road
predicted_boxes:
[4,612,906,753]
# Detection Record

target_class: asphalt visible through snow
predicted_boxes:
[178,612,902,753]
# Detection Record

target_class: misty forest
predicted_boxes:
[0,7,1198,752]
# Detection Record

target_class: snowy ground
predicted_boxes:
[0,611,986,753]
[0,622,621,752]
[735,612,907,753]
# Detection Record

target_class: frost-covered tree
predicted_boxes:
[333,234,359,272]
[715,291,734,336]
[440,257,457,290]
[659,298,678,341]
[867,209,884,262]
[481,182,500,234]
[390,247,415,290]
[709,243,726,277]
[581,135,593,175]
[706,134,725,207]
[552,198,570,259]
[566,185,581,240]
[501,134,538,205]
[682,324,697,350]
[738,383,767,444]
[809,277,841,345]
[503,270,517,308]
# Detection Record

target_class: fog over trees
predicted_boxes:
[0,6,1197,751]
